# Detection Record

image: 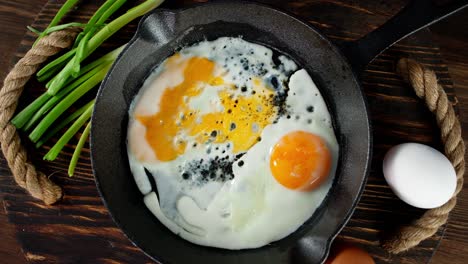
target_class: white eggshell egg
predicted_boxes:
[382,143,456,209]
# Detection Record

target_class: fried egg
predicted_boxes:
[127,37,339,249]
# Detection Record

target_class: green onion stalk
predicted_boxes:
[35,101,93,148]
[44,99,95,162]
[71,0,126,76]
[29,62,112,143]
[12,46,124,131]
[13,0,164,176]
[47,0,164,95]
[33,0,80,46]
[13,45,124,176]
[68,121,92,176]
[22,62,110,132]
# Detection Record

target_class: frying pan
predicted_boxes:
[90,0,468,263]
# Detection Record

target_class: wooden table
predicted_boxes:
[0,0,467,263]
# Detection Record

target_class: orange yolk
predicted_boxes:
[270,131,331,191]
[136,55,277,162]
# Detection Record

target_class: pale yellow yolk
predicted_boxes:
[137,55,277,162]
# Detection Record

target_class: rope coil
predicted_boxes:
[382,58,465,253]
[0,29,79,205]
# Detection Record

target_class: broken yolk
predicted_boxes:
[136,55,277,162]
[269,131,331,191]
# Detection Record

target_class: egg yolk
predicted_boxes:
[270,131,331,191]
[136,55,277,162]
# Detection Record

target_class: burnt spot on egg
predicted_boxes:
[270,76,279,90]
[180,156,236,185]
[182,172,191,180]
[235,153,245,160]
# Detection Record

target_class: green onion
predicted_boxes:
[12,93,51,129]
[30,22,88,37]
[74,0,119,45]
[77,45,125,76]
[68,121,91,176]
[33,0,80,46]
[35,100,94,148]
[14,0,164,175]
[72,0,120,75]
[14,44,123,132]
[29,63,111,142]
[44,100,95,161]
[39,1,126,81]
[37,64,64,83]
[27,26,42,35]
[37,49,76,81]
[97,0,128,25]
[47,0,164,95]
[23,62,110,132]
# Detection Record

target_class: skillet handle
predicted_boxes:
[340,0,468,74]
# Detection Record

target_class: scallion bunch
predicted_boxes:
[12,0,164,176]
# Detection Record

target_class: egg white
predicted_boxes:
[127,38,339,249]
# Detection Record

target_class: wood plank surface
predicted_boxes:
[0,0,467,263]
[429,10,468,263]
[0,2,48,263]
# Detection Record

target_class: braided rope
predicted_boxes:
[382,58,465,253]
[0,29,79,205]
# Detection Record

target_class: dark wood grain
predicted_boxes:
[0,1,48,263]
[430,10,468,263]
[0,0,467,263]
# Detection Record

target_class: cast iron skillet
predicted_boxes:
[91,0,467,263]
